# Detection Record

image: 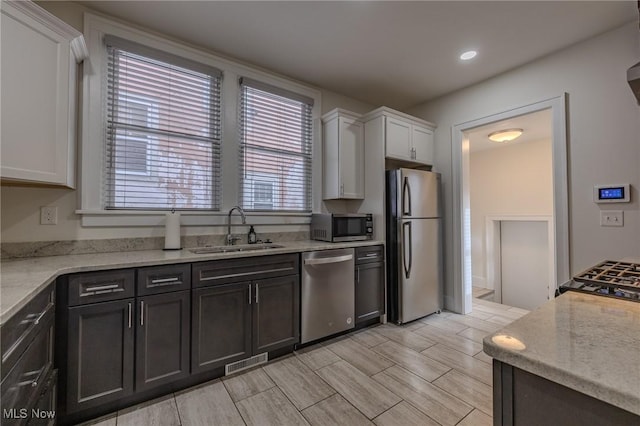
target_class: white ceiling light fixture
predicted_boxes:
[459,50,477,61]
[488,128,523,142]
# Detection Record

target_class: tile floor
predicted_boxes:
[83,298,528,426]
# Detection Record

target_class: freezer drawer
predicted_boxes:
[301,248,355,344]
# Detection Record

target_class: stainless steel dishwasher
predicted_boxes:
[301,248,355,344]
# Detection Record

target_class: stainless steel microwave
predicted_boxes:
[310,213,373,242]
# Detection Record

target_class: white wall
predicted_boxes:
[0,2,375,244]
[407,23,640,306]
[470,139,553,287]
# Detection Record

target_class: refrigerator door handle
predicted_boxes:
[402,177,412,216]
[403,221,412,279]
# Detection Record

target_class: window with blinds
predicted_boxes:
[238,78,313,212]
[104,36,222,210]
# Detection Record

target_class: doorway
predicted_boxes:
[451,95,570,314]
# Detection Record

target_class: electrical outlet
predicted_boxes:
[600,210,623,227]
[40,206,58,225]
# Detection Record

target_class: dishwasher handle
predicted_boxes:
[304,254,353,266]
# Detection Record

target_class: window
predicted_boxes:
[104,36,222,210]
[238,78,313,212]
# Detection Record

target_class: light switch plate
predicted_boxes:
[600,210,623,227]
[40,206,58,225]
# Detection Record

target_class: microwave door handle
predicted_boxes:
[402,177,412,216]
[403,221,412,279]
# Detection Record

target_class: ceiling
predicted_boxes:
[78,1,638,110]
[466,109,552,153]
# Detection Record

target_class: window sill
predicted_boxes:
[76,210,312,227]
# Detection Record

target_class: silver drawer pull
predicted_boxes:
[365,253,378,257]
[200,267,293,282]
[33,302,53,325]
[85,284,120,292]
[150,277,180,285]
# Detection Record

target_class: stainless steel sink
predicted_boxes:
[189,244,284,254]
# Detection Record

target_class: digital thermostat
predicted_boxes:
[593,184,630,203]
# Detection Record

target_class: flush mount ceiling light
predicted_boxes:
[460,50,477,61]
[488,128,523,142]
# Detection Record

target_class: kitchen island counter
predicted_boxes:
[0,239,382,325]
[483,291,640,419]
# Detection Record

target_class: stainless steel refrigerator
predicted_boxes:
[386,168,442,324]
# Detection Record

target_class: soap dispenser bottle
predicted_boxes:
[248,226,257,244]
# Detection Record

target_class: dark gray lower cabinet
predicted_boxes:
[192,283,252,373]
[135,291,190,392]
[253,275,300,354]
[67,299,134,413]
[355,245,385,325]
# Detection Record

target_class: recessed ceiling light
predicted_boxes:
[488,128,523,142]
[460,50,477,61]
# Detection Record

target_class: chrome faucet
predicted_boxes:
[226,206,246,245]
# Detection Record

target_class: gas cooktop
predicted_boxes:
[560,260,640,302]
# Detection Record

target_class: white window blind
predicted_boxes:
[104,36,222,210]
[238,78,313,212]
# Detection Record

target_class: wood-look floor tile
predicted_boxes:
[413,324,484,356]
[507,306,530,315]
[117,394,180,426]
[373,401,440,426]
[457,409,493,426]
[373,365,473,426]
[419,315,469,333]
[457,327,490,344]
[465,309,494,320]
[175,381,244,426]
[445,315,502,333]
[326,337,393,376]
[78,413,117,426]
[222,367,276,402]
[295,345,341,371]
[236,387,310,426]
[432,370,493,416]
[263,356,335,410]
[301,394,373,426]
[474,350,493,364]
[316,360,401,419]
[473,299,512,311]
[421,344,493,385]
[372,325,436,351]
[492,308,527,320]
[372,341,450,382]
[485,315,514,326]
[350,328,389,348]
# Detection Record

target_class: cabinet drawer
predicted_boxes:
[137,264,191,296]
[193,254,299,288]
[1,313,54,424]
[68,270,135,306]
[1,285,54,382]
[355,245,384,264]
[27,369,57,426]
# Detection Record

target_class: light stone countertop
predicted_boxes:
[483,291,640,416]
[0,240,383,325]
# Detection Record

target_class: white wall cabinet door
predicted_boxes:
[411,124,434,165]
[0,1,87,188]
[385,117,412,161]
[322,109,364,200]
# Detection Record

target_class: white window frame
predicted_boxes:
[79,13,321,227]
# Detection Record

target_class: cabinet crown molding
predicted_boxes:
[321,108,363,123]
[3,0,88,62]
[362,106,436,129]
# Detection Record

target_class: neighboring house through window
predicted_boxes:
[104,36,222,210]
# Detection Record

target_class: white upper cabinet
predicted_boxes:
[365,107,436,166]
[1,1,88,188]
[322,109,364,200]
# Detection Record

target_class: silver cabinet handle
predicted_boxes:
[140,301,144,326]
[255,283,259,304]
[32,302,53,325]
[128,302,132,329]
[304,254,353,265]
[248,284,252,305]
[85,284,120,292]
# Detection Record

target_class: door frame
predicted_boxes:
[451,95,570,314]
[485,216,555,304]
